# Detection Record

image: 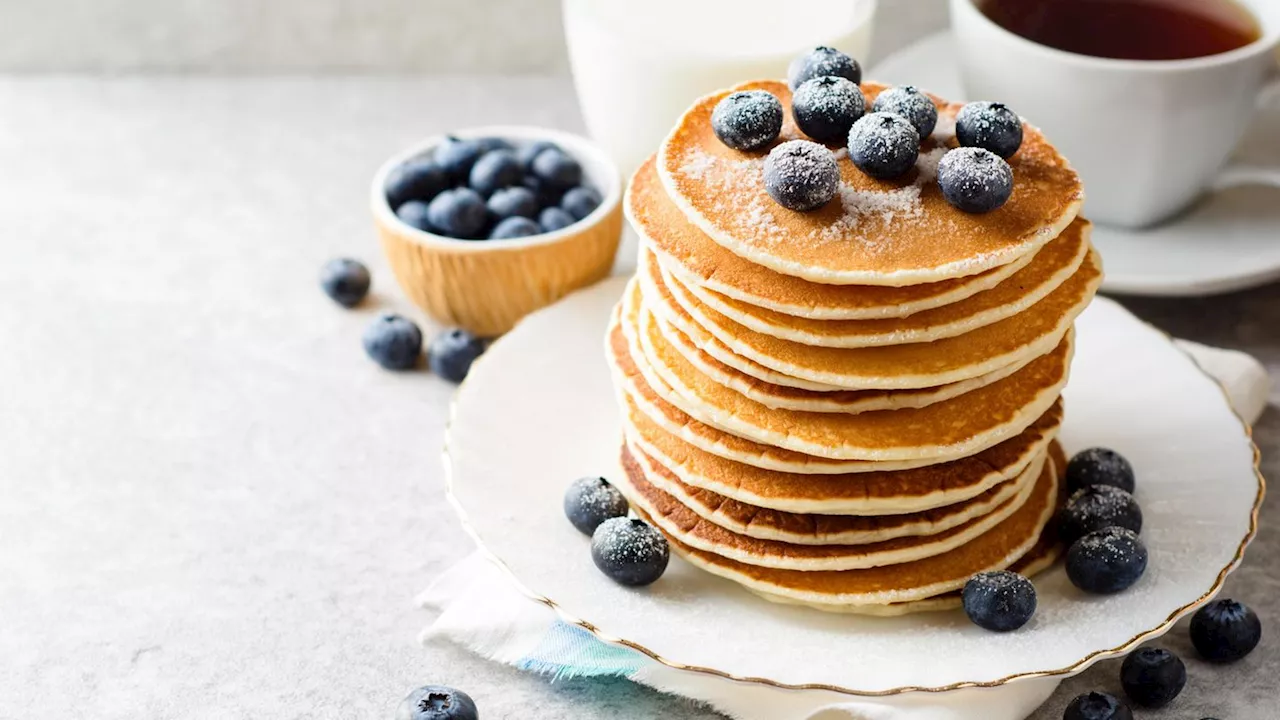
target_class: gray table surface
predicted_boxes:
[3,15,1278,720]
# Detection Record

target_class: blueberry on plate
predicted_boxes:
[847,112,920,180]
[434,137,486,181]
[1066,527,1148,595]
[362,314,423,371]
[531,148,583,191]
[591,517,669,587]
[1059,484,1143,546]
[539,206,576,233]
[1066,447,1136,495]
[427,188,489,239]
[1191,598,1262,663]
[563,476,629,535]
[396,200,435,232]
[787,46,862,90]
[488,216,541,239]
[396,685,479,720]
[428,328,486,383]
[1120,646,1186,708]
[1062,692,1133,720]
[792,75,865,145]
[962,570,1036,632]
[561,186,602,220]
[518,140,559,171]
[956,101,1024,159]
[319,258,371,308]
[711,90,784,152]
[937,147,1014,213]
[469,149,523,197]
[386,158,449,209]
[763,140,839,212]
[486,186,539,221]
[872,85,938,140]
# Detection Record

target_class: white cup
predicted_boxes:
[950,0,1280,229]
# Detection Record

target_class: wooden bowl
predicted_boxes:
[372,126,623,337]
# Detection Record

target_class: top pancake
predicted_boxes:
[657,80,1084,286]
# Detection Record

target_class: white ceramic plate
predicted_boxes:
[872,32,1280,298]
[445,277,1261,695]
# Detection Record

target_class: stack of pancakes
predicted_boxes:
[605,79,1100,614]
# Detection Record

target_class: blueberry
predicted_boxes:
[1066,448,1136,495]
[531,148,583,191]
[1066,527,1148,595]
[396,685,479,720]
[956,101,1023,159]
[563,476,629,535]
[489,216,541,239]
[711,91,784,152]
[469,149,523,197]
[428,328,485,383]
[486,186,539,221]
[787,46,862,90]
[1120,647,1186,708]
[872,85,938,139]
[1059,485,1143,546]
[962,570,1037,632]
[518,140,559,171]
[1063,692,1133,720]
[476,137,513,153]
[847,112,920,180]
[319,258,371,308]
[386,158,449,209]
[763,140,839,212]
[937,147,1014,213]
[522,174,564,209]
[591,517,669,587]
[1191,598,1262,663]
[539,206,576,233]
[561,186,602,220]
[396,200,436,232]
[362,314,422,371]
[427,188,489,239]
[434,137,486,181]
[792,76,865,145]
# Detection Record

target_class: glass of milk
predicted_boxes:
[563,0,878,178]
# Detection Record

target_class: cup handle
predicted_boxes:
[1211,73,1280,191]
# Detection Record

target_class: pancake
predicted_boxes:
[624,440,1040,546]
[676,218,1090,348]
[631,294,1074,463]
[628,156,1038,320]
[625,441,1062,607]
[647,245,1102,390]
[656,80,1084,286]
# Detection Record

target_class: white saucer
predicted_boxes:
[871,32,1280,298]
[445,277,1261,695]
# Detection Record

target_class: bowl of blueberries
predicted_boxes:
[372,126,623,338]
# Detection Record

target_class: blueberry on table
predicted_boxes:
[319,258,370,308]
[787,45,862,90]
[386,158,449,209]
[763,140,839,212]
[956,101,1024,159]
[1066,448,1136,495]
[518,140,559,171]
[962,570,1036,632]
[428,328,486,383]
[591,517,669,587]
[1059,484,1143,546]
[792,75,865,145]
[427,188,489,239]
[847,112,920,180]
[1120,647,1186,708]
[468,149,523,197]
[561,186,602,220]
[563,476,629,536]
[538,206,576,233]
[872,85,938,139]
[531,148,583,190]
[711,90,784,152]
[362,314,423,371]
[396,685,479,720]
[396,200,435,232]
[1191,598,1262,663]
[937,147,1014,213]
[1066,527,1148,595]
[434,137,486,182]
[1062,692,1133,720]
[488,216,540,239]
[486,186,539,221]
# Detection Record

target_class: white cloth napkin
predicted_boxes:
[419,342,1270,720]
